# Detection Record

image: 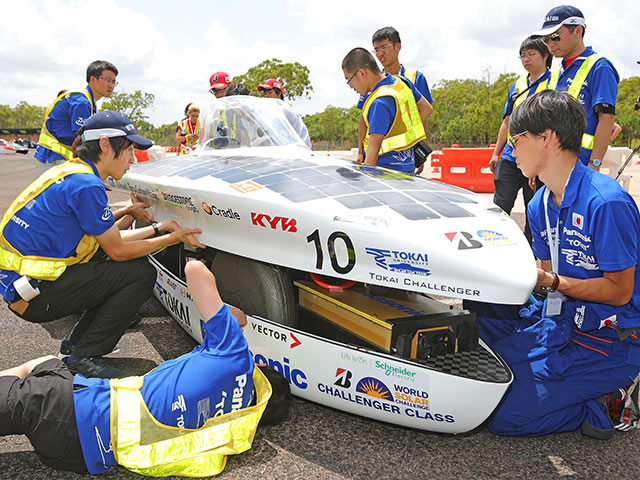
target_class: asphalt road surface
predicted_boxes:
[0,152,639,480]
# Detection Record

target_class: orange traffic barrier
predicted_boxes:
[430,145,495,193]
[134,149,149,163]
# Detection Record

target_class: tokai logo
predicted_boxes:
[365,247,430,276]
[251,212,297,232]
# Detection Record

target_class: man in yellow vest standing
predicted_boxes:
[1,111,205,379]
[343,48,431,173]
[489,37,552,244]
[531,5,619,170]
[35,60,119,173]
[356,27,433,167]
[0,260,291,475]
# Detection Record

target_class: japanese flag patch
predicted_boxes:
[572,212,584,229]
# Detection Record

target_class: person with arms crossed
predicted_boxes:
[489,36,552,244]
[342,48,430,174]
[465,90,640,439]
[0,259,291,475]
[532,5,618,170]
[35,60,118,173]
[0,111,205,379]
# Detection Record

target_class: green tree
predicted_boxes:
[614,76,640,147]
[233,58,313,100]
[0,101,45,128]
[101,90,155,125]
[303,105,360,147]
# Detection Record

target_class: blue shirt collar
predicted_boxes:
[558,160,588,210]
[85,85,97,112]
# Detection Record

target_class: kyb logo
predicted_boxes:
[251,212,297,232]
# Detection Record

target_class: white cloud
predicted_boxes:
[1,0,639,128]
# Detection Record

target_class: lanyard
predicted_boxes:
[543,168,574,272]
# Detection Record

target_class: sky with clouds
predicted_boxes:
[1,0,639,127]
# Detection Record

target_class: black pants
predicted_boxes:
[20,252,156,357]
[0,358,87,473]
[493,158,534,244]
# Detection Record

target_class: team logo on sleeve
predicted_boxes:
[101,206,113,221]
[572,213,584,229]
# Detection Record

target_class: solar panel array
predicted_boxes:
[129,155,478,221]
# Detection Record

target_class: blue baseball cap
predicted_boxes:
[532,5,585,37]
[81,111,153,150]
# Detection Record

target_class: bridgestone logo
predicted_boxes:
[251,212,297,232]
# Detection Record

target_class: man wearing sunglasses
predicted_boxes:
[354,27,433,169]
[35,60,119,173]
[532,5,619,171]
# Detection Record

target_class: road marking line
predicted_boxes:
[548,456,577,476]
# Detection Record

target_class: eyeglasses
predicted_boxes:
[372,43,395,54]
[507,130,529,149]
[346,69,359,86]
[99,76,118,86]
[541,32,562,44]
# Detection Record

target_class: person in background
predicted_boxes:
[176,103,200,154]
[209,71,233,98]
[35,60,118,173]
[489,36,552,244]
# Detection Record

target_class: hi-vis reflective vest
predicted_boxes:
[513,75,549,111]
[403,68,418,85]
[37,90,95,160]
[548,54,604,152]
[0,160,100,281]
[111,367,271,477]
[362,76,426,155]
[178,118,200,155]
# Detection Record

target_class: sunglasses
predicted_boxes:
[507,130,529,149]
[542,32,562,44]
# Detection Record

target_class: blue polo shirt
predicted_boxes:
[500,70,552,163]
[364,74,423,173]
[34,87,97,164]
[72,303,255,474]
[528,161,640,328]
[357,63,433,109]
[0,159,113,303]
[551,47,619,165]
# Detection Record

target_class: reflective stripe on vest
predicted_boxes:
[512,75,549,111]
[111,367,271,477]
[0,160,100,281]
[220,110,237,137]
[37,90,94,160]
[178,118,201,155]
[362,77,426,155]
[548,54,604,152]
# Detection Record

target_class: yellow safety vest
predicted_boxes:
[37,90,95,160]
[220,110,237,137]
[513,74,549,111]
[362,76,426,155]
[178,118,201,155]
[548,54,604,151]
[0,160,100,281]
[111,367,271,477]
[403,68,418,85]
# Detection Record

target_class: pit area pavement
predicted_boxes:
[0,151,639,480]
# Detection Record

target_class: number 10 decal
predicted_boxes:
[306,229,356,274]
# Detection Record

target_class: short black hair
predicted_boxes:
[509,90,586,155]
[73,126,132,163]
[519,36,552,70]
[86,60,118,83]
[566,24,586,38]
[342,48,380,74]
[258,365,292,426]
[226,83,251,96]
[372,26,401,45]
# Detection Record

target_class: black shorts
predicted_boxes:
[0,358,87,473]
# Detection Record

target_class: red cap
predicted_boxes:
[209,71,232,89]
[257,78,283,91]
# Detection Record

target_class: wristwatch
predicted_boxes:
[152,222,160,236]
[591,158,602,167]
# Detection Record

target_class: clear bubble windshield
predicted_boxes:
[199,96,306,150]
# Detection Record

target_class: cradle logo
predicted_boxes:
[365,247,431,276]
[572,213,584,229]
[355,377,393,401]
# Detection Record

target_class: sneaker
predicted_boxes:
[63,354,128,379]
[58,338,74,360]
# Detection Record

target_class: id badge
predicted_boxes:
[545,291,565,316]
